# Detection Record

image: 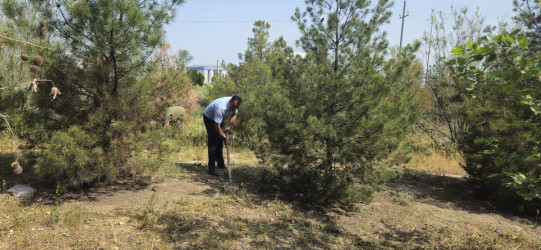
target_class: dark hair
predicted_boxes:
[231,95,242,104]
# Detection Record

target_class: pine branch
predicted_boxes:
[0,79,54,92]
[0,34,51,49]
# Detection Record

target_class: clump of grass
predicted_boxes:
[231,188,253,204]
[392,191,414,206]
[141,193,159,227]
[64,207,87,228]
[466,233,489,248]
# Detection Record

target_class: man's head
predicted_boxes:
[229,95,242,111]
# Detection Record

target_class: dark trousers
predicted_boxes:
[203,115,225,171]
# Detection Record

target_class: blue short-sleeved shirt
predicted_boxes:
[204,97,238,124]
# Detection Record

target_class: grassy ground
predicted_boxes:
[1,139,541,249]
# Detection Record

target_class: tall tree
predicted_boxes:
[513,0,541,50]
[260,0,421,205]
[24,0,185,188]
[175,49,193,70]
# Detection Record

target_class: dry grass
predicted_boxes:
[0,195,164,249]
[405,149,466,176]
[402,137,467,177]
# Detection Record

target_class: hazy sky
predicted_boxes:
[164,0,515,66]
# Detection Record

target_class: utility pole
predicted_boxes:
[425,20,433,85]
[399,0,408,53]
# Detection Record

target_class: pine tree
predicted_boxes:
[513,0,541,50]
[209,20,295,152]
[260,0,421,205]
[23,0,185,188]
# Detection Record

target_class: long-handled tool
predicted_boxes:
[223,131,239,192]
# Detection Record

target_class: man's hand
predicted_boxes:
[224,137,230,146]
[224,126,232,133]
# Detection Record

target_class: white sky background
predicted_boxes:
[164,0,516,66]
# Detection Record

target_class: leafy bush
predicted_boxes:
[449,31,541,209]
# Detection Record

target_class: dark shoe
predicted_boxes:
[208,166,219,176]
[217,165,227,170]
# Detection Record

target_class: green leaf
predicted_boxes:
[488,173,500,178]
[483,149,496,155]
[505,33,516,44]
[518,36,530,49]
[510,29,521,37]
[491,34,503,43]
[486,81,505,89]
[477,36,489,44]
[486,53,497,63]
[451,46,465,55]
[494,158,506,166]
[456,57,467,66]
[459,77,473,84]
[523,133,532,139]
[444,60,456,67]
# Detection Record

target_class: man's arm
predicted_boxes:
[225,113,237,133]
[214,123,230,146]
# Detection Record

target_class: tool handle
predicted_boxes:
[226,131,232,183]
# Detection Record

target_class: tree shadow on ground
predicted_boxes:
[171,162,355,247]
[140,204,358,249]
[176,162,537,225]
[18,176,153,207]
[51,176,153,204]
[387,169,528,220]
[174,162,301,204]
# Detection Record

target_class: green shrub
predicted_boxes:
[34,126,111,188]
[187,69,205,86]
[449,31,541,211]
